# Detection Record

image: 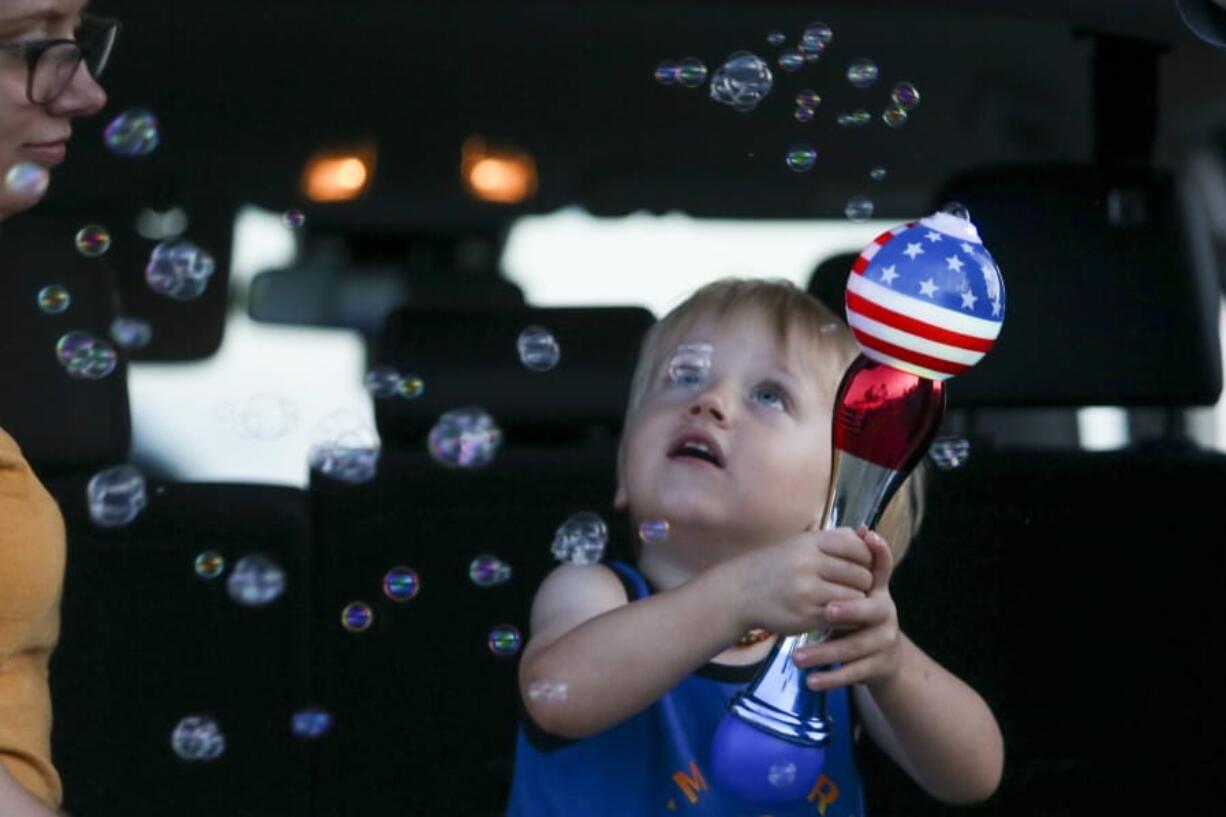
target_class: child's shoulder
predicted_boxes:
[527,562,631,648]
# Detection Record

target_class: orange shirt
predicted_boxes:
[0,428,65,808]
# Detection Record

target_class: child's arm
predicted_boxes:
[519,528,875,740]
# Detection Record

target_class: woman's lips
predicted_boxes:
[21,142,67,166]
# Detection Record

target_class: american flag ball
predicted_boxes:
[845,211,1005,381]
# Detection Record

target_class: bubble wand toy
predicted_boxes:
[710,206,1006,805]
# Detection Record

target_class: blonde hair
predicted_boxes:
[623,277,926,561]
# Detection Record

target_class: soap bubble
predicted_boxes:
[171,716,225,761]
[87,464,148,527]
[4,162,49,197]
[882,106,908,128]
[941,201,972,221]
[488,624,523,656]
[766,31,786,47]
[845,195,875,223]
[135,206,188,240]
[786,144,818,173]
[929,437,971,470]
[870,166,888,182]
[552,511,608,565]
[667,342,713,388]
[527,680,569,703]
[104,109,160,157]
[709,51,773,113]
[638,519,671,544]
[291,707,333,739]
[795,89,821,108]
[309,410,381,484]
[382,566,421,601]
[846,58,879,88]
[891,81,921,110]
[801,22,834,49]
[145,239,216,301]
[427,407,502,469]
[194,550,225,580]
[235,393,299,441]
[74,224,111,257]
[469,554,513,588]
[793,106,815,123]
[398,376,425,400]
[109,317,152,349]
[341,602,373,632]
[282,209,305,229]
[517,325,561,371]
[37,285,70,314]
[56,331,118,380]
[677,57,708,88]
[226,553,286,606]
[777,49,804,72]
[836,110,872,127]
[364,366,405,399]
[654,60,679,85]
[769,761,798,788]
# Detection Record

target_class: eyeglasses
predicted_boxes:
[0,14,120,105]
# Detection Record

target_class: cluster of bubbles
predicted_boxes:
[145,239,216,301]
[37,285,71,315]
[488,624,523,657]
[517,325,561,372]
[56,331,118,380]
[382,566,421,601]
[342,602,374,632]
[290,707,333,739]
[928,437,971,470]
[194,550,226,580]
[363,366,425,400]
[214,393,300,441]
[86,464,148,527]
[551,511,608,565]
[75,224,111,257]
[104,109,160,157]
[654,57,709,89]
[469,554,512,588]
[793,88,821,122]
[171,716,225,761]
[427,407,503,469]
[226,554,287,606]
[308,410,381,484]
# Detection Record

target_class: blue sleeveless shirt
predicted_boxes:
[508,561,867,816]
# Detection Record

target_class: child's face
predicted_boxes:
[616,309,837,548]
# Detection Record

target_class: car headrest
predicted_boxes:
[373,306,656,446]
[0,214,131,475]
[808,164,1222,409]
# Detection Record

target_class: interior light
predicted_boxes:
[462,137,538,204]
[302,146,376,203]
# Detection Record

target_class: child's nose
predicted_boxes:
[687,393,729,425]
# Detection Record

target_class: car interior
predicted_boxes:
[1,1,1225,815]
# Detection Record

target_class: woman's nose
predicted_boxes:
[49,61,107,118]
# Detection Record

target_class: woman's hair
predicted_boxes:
[623,277,926,561]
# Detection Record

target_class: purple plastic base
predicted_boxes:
[709,713,826,806]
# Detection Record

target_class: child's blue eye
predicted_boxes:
[669,366,708,388]
[751,385,788,411]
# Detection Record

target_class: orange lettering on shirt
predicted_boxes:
[806,773,839,814]
[672,761,709,804]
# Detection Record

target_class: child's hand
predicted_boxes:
[725,526,874,636]
[791,526,901,691]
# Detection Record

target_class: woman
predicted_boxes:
[0,2,113,813]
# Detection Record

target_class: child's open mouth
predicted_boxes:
[668,434,725,468]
